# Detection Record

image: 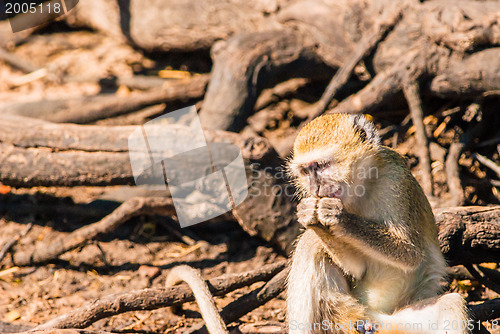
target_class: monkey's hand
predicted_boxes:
[297,197,319,227]
[317,197,344,228]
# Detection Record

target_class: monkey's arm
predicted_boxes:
[315,198,424,271]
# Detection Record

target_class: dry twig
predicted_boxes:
[307,6,403,121]
[445,104,487,206]
[465,264,500,295]
[32,261,286,330]
[446,142,466,206]
[2,74,209,123]
[435,205,500,266]
[474,153,500,179]
[469,298,500,323]
[0,47,39,73]
[0,223,33,264]
[403,81,433,197]
[326,47,423,115]
[23,330,117,334]
[12,197,175,266]
[186,267,289,334]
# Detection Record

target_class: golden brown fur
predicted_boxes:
[287,114,467,334]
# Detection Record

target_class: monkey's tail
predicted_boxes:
[166,265,229,334]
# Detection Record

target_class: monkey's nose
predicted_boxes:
[308,173,320,196]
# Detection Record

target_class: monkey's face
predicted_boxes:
[288,147,358,200]
[288,114,381,201]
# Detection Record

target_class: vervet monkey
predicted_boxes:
[286,114,467,334]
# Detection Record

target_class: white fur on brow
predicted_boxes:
[290,146,340,167]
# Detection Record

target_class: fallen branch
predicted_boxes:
[307,5,403,121]
[446,143,466,206]
[66,0,273,52]
[114,75,182,91]
[15,299,500,334]
[403,81,433,197]
[254,78,310,112]
[0,47,39,73]
[67,74,184,90]
[327,47,424,115]
[186,267,289,334]
[0,114,299,253]
[445,103,486,206]
[0,114,135,152]
[447,266,474,281]
[469,298,500,323]
[199,29,334,132]
[220,268,288,325]
[1,74,209,123]
[465,264,500,295]
[0,223,33,264]
[430,48,500,97]
[478,265,500,284]
[24,330,117,334]
[0,142,134,187]
[12,197,175,266]
[32,261,286,330]
[474,153,500,179]
[324,22,499,118]
[435,205,500,266]
[8,63,183,90]
[0,114,277,187]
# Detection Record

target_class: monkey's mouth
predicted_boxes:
[330,188,343,198]
[321,184,344,198]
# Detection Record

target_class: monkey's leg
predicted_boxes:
[370,293,468,334]
[288,230,366,334]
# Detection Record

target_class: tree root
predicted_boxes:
[31,261,286,330]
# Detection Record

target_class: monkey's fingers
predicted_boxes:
[297,208,318,227]
[297,197,319,210]
[316,197,344,228]
[318,197,343,213]
[297,197,319,227]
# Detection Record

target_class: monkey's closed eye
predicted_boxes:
[298,161,331,175]
[318,161,331,169]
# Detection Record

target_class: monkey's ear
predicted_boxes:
[350,114,380,145]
